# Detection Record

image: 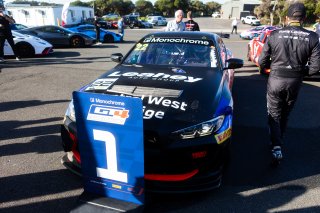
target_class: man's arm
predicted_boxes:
[165,21,172,31]
[258,36,272,71]
[308,39,320,76]
[3,15,15,24]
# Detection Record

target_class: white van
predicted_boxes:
[147,16,167,26]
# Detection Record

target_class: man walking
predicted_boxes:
[231,17,238,34]
[165,10,185,32]
[258,2,320,163]
[0,10,20,62]
[93,15,102,45]
[185,11,200,31]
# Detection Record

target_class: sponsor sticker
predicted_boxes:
[215,128,232,144]
[134,43,148,51]
[108,71,202,83]
[85,78,118,91]
[143,37,210,46]
[87,104,129,125]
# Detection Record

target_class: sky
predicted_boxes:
[5,0,226,6]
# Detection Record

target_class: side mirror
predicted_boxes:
[224,58,244,69]
[111,53,123,63]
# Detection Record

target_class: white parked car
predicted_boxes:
[147,16,167,26]
[241,16,261,26]
[5,31,53,57]
[212,12,221,18]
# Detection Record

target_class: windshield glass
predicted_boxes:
[124,37,218,68]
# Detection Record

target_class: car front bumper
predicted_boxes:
[61,116,231,193]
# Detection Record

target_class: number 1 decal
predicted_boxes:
[93,129,128,183]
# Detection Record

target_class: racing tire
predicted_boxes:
[104,34,114,43]
[16,42,35,58]
[247,46,251,61]
[129,24,134,29]
[242,20,245,24]
[70,36,85,48]
[154,21,158,26]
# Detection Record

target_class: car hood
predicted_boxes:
[82,64,227,134]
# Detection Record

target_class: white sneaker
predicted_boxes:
[16,57,21,61]
[0,58,5,63]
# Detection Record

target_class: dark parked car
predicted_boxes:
[61,32,243,193]
[17,25,95,48]
[10,23,28,31]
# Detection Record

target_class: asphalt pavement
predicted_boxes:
[1,18,320,213]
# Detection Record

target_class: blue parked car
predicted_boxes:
[68,24,123,43]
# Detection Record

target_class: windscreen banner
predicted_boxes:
[73,91,144,205]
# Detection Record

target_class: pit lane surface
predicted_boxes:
[1,18,320,212]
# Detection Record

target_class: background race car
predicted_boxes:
[61,32,243,193]
[240,25,279,40]
[17,25,95,48]
[68,24,123,43]
[247,30,274,74]
[5,31,53,57]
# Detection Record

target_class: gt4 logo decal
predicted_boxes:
[87,104,129,125]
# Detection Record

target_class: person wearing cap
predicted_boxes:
[258,2,320,163]
[0,10,20,62]
[165,10,186,32]
[93,15,102,45]
[184,11,200,31]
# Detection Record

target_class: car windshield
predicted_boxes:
[124,38,218,68]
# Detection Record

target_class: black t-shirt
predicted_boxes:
[185,20,200,31]
[0,16,10,37]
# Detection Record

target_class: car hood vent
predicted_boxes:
[107,85,182,98]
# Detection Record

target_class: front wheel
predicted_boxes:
[16,42,35,57]
[70,36,84,48]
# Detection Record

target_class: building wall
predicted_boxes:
[6,6,94,27]
[221,0,260,19]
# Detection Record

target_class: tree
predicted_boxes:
[154,0,174,16]
[189,0,205,17]
[135,0,154,16]
[94,0,135,16]
[70,0,92,7]
[206,1,221,15]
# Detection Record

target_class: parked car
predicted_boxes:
[10,23,28,31]
[17,25,95,48]
[4,31,52,57]
[61,31,244,193]
[212,12,221,18]
[102,13,119,19]
[241,16,261,26]
[123,15,139,29]
[240,25,279,40]
[68,24,123,43]
[97,20,112,29]
[147,16,167,26]
[139,20,153,28]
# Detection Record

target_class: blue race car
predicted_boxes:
[68,24,123,43]
[61,32,244,193]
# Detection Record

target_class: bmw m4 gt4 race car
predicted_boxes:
[61,32,243,193]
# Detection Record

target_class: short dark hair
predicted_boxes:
[287,2,306,21]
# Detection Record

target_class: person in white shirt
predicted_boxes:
[165,10,186,32]
[231,17,238,34]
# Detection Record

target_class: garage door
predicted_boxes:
[231,7,239,18]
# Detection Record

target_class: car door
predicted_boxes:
[76,26,95,38]
[36,26,69,46]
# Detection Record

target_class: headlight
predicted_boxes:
[173,115,225,139]
[65,99,76,122]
